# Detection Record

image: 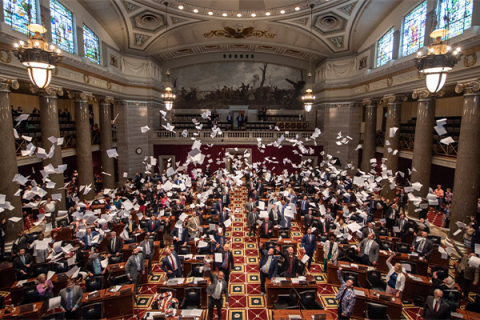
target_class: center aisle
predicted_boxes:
[131,186,429,320]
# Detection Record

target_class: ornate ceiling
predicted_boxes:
[80,0,401,64]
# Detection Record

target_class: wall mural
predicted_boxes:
[170,62,306,109]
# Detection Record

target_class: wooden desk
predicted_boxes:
[183,255,213,276]
[55,227,73,241]
[82,288,106,305]
[0,264,16,292]
[376,251,428,276]
[157,277,210,308]
[106,262,126,287]
[368,290,403,320]
[272,309,302,319]
[0,302,43,319]
[103,284,135,319]
[467,310,480,320]
[316,242,350,263]
[452,309,469,319]
[429,244,450,269]
[403,274,432,302]
[10,278,38,305]
[258,239,298,256]
[301,310,335,320]
[265,277,317,309]
[326,262,369,288]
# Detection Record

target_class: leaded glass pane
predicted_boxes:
[402,1,427,57]
[377,28,395,67]
[83,24,100,64]
[50,0,74,54]
[438,0,474,39]
[3,0,37,35]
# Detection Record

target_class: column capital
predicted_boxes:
[362,98,380,106]
[98,96,114,104]
[0,76,19,92]
[66,91,95,101]
[412,89,445,100]
[32,85,64,97]
[455,79,480,94]
[114,99,127,106]
[381,94,408,104]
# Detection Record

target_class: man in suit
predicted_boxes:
[218,207,229,228]
[275,245,300,277]
[140,237,155,275]
[451,238,479,299]
[252,190,259,204]
[422,289,451,319]
[244,198,256,215]
[336,267,356,320]
[214,243,234,285]
[226,112,232,130]
[86,253,107,277]
[187,210,201,239]
[145,215,160,236]
[107,231,123,258]
[291,171,300,185]
[301,227,317,268]
[259,217,274,238]
[79,228,101,250]
[394,214,409,241]
[362,222,380,242]
[220,191,230,207]
[215,198,224,215]
[314,217,330,237]
[357,233,379,266]
[170,223,188,253]
[247,209,259,237]
[268,204,281,225]
[247,179,256,198]
[257,180,264,197]
[299,195,310,216]
[13,248,33,280]
[205,261,229,320]
[59,279,83,320]
[160,247,182,279]
[259,247,278,296]
[303,210,315,232]
[414,218,431,234]
[124,216,141,239]
[384,203,398,232]
[412,231,433,258]
[125,247,145,293]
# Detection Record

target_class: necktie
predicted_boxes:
[223,252,228,269]
[112,238,115,251]
[129,222,132,232]
[135,255,140,270]
[66,289,73,310]
[302,201,305,210]
[309,235,312,243]
[21,256,25,265]
[287,256,294,274]
[265,256,271,273]
[151,221,154,230]
[419,239,425,252]
[265,222,268,235]
[213,281,222,299]
[434,300,439,313]
[179,228,182,240]
[146,242,150,255]
[338,287,348,305]
[365,241,371,254]
[94,259,101,274]
[88,234,91,245]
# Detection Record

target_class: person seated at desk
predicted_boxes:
[422,289,451,320]
[160,247,182,279]
[140,236,155,275]
[414,218,431,234]
[269,204,281,225]
[145,215,160,236]
[362,222,379,242]
[412,231,433,258]
[259,217,274,239]
[36,273,54,301]
[386,251,405,299]
[86,253,106,277]
[274,244,300,277]
[107,231,123,258]
[187,210,201,239]
[170,220,188,253]
[126,247,145,294]
[323,235,339,272]
[79,228,101,250]
[13,248,33,280]
[430,271,455,295]
[258,246,278,296]
[336,267,356,320]
[357,233,379,266]
[214,243,234,285]
[59,279,83,320]
[301,227,317,268]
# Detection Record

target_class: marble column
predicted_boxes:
[449,80,480,241]
[361,99,377,173]
[380,95,405,201]
[408,89,440,218]
[99,96,115,189]
[71,92,95,201]
[38,86,66,226]
[0,77,23,240]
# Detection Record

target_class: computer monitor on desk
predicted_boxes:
[396,243,410,253]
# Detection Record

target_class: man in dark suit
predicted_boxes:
[299,195,310,216]
[124,216,141,239]
[314,217,330,237]
[259,217,273,238]
[394,214,409,240]
[170,224,188,253]
[247,179,256,198]
[218,207,229,227]
[252,190,259,204]
[13,248,33,280]
[257,180,264,197]
[301,227,317,268]
[268,204,281,225]
[384,203,398,232]
[145,215,160,236]
[303,210,315,231]
[291,171,300,185]
[258,247,278,296]
[86,253,107,277]
[160,247,182,279]
[275,245,300,277]
[422,289,451,319]
[362,222,380,243]
[412,231,434,258]
[106,231,123,257]
[247,209,259,237]
[139,237,155,275]
[214,243,234,285]
[357,233,379,266]
[205,261,229,320]
[125,247,145,293]
[79,228,101,250]
[215,198,224,215]
[59,279,83,320]
[220,191,230,207]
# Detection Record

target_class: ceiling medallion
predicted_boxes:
[464,52,477,68]
[204,25,276,39]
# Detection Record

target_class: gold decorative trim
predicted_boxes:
[0,49,11,63]
[365,84,370,92]
[386,77,393,87]
[83,75,90,84]
[204,26,276,39]
[464,52,477,68]
[107,82,112,90]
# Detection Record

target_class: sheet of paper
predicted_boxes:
[47,270,56,280]
[48,296,61,310]
[301,255,310,264]
[101,259,108,268]
[214,253,223,262]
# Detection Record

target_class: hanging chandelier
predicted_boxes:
[161,2,175,111]
[414,28,462,93]
[302,4,315,112]
[13,19,62,89]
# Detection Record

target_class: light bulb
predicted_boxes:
[19,41,24,45]
[251,13,256,17]
[280,10,285,14]
[237,13,242,17]
[447,46,451,51]
[193,9,198,13]
[456,47,461,52]
[208,11,213,15]
[57,49,61,54]
[178,5,184,9]
[295,6,300,10]
[265,12,271,16]
[35,42,39,47]
[222,13,227,16]
[14,43,18,48]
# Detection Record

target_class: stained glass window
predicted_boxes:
[3,0,37,35]
[83,24,100,64]
[438,0,474,40]
[50,0,74,54]
[402,1,427,57]
[377,28,395,67]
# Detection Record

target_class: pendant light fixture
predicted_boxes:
[161,2,176,111]
[302,4,315,112]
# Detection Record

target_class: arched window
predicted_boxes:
[3,0,37,35]
[83,24,100,64]
[438,0,473,39]
[402,1,427,57]
[377,28,395,67]
[50,0,74,54]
